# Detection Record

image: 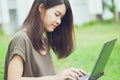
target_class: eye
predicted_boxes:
[55,13,60,17]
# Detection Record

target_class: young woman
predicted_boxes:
[4,0,86,80]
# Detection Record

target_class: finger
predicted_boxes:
[69,71,78,78]
[65,76,73,80]
[70,68,82,75]
[70,68,86,76]
[63,69,77,79]
[66,75,76,80]
[68,69,80,79]
[78,69,87,75]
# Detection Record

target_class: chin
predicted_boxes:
[47,29,55,32]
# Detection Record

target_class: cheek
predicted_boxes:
[44,13,55,25]
[42,13,49,25]
[42,16,52,28]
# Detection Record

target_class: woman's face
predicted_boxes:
[39,3,66,32]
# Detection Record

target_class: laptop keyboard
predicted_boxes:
[77,74,90,80]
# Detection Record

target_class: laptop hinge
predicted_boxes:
[89,72,104,80]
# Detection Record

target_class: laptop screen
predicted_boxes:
[89,39,117,80]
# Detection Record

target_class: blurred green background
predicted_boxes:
[53,23,120,80]
[0,23,120,80]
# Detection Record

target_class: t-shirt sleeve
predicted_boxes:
[8,33,26,63]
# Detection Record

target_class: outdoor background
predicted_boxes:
[0,0,120,80]
[0,22,120,80]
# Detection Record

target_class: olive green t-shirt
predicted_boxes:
[4,30,55,80]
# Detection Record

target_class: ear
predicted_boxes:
[38,3,44,12]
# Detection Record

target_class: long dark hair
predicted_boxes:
[21,0,75,59]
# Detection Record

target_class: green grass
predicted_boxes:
[0,34,12,80]
[0,23,120,80]
[52,23,120,80]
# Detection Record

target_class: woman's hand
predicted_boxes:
[54,68,87,80]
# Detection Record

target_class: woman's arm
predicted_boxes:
[8,54,86,80]
[8,54,24,80]
[8,54,56,80]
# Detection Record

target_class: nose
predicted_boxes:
[56,18,61,25]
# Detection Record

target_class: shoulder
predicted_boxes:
[9,29,31,48]
[14,29,28,40]
[12,29,29,43]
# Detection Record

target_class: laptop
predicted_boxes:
[78,38,117,80]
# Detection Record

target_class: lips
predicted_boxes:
[52,24,58,29]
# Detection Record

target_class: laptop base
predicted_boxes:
[78,72,104,80]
